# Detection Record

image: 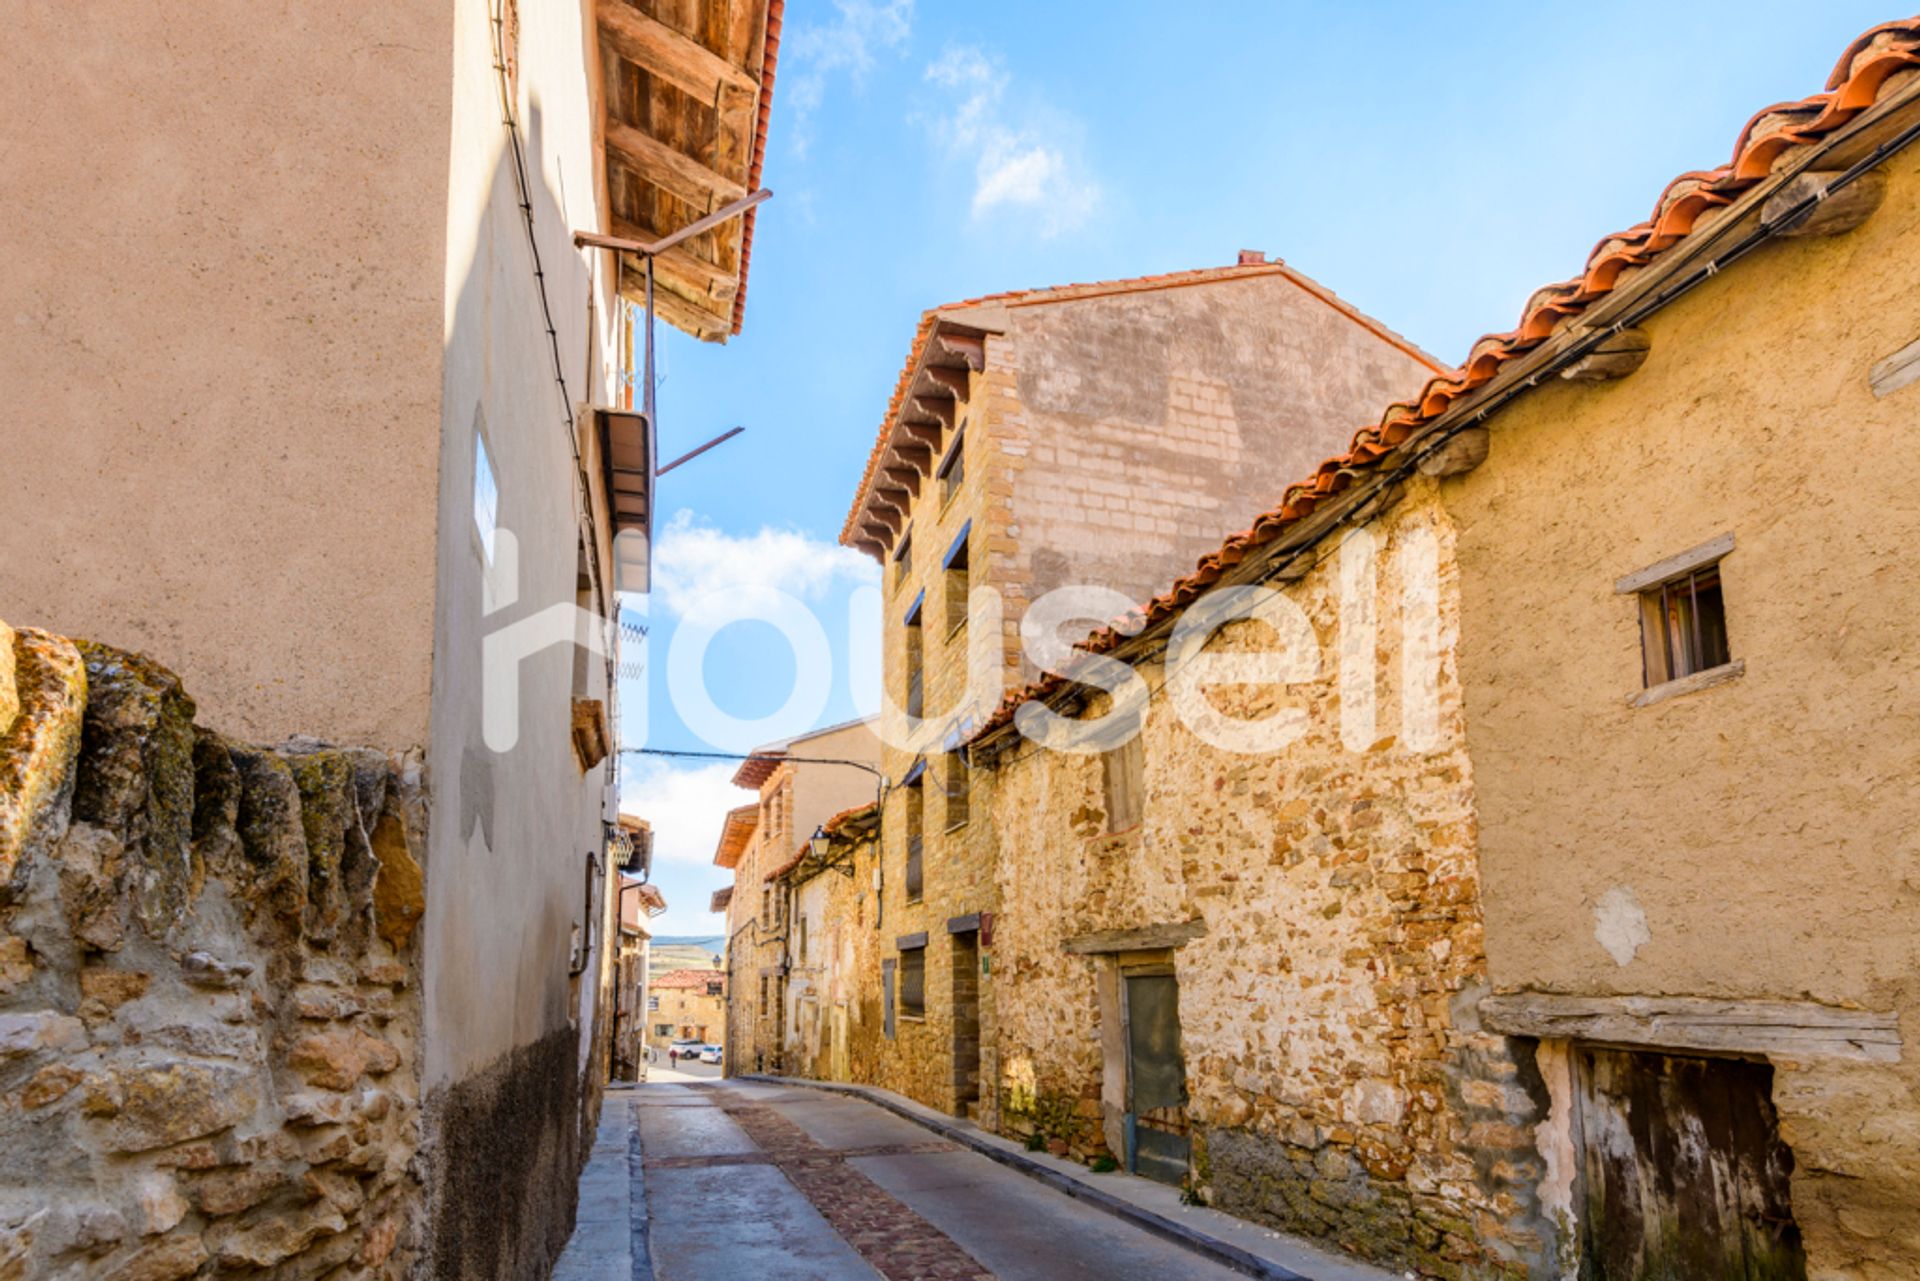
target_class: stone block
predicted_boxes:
[100,1061,259,1153]
[101,1232,207,1281]
[0,1010,86,1060]
[20,1063,84,1109]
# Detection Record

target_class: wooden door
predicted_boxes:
[1123,971,1189,1185]
[1575,1047,1805,1280]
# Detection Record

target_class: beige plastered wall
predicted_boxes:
[0,2,457,747]
[1444,141,1920,1276]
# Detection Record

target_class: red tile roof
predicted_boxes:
[653,968,727,991]
[731,0,782,336]
[971,15,1920,744]
[839,260,1450,550]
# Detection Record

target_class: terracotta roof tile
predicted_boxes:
[653,968,726,991]
[730,0,782,336]
[971,15,1920,743]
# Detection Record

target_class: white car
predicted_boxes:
[699,1044,723,1065]
[667,1038,703,1062]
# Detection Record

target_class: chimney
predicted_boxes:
[1237,249,1266,266]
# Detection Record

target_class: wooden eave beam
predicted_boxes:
[874,485,911,513]
[922,366,969,399]
[894,442,933,472]
[933,331,985,371]
[618,267,728,342]
[883,465,921,498]
[905,398,954,433]
[605,119,746,211]
[613,219,737,300]
[598,2,757,105]
[900,421,943,449]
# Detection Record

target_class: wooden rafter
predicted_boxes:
[922,366,969,398]
[606,120,746,211]
[613,219,737,301]
[598,1,756,105]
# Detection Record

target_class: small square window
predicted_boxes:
[1638,565,1731,687]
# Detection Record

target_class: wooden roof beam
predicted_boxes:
[893,442,933,473]
[874,485,912,515]
[613,218,737,301]
[598,2,757,106]
[905,397,954,433]
[882,464,921,498]
[605,119,746,211]
[921,366,969,399]
[933,331,985,371]
[618,267,728,342]
[900,420,944,449]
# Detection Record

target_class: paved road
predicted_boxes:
[563,1079,1255,1281]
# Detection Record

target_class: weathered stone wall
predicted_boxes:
[1443,138,1920,1278]
[985,489,1551,1279]
[0,626,427,1279]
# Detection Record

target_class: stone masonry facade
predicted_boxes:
[980,488,1550,1278]
[0,622,428,1279]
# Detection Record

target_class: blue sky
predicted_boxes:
[618,0,1898,935]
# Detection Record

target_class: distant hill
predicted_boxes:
[648,935,724,977]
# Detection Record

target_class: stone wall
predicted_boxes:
[0,625,427,1279]
[983,489,1551,1279]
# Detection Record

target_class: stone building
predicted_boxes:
[644,970,726,1058]
[714,719,881,1076]
[609,860,665,1083]
[970,17,1920,1279]
[838,262,1444,1121]
[1,0,782,1275]
[767,805,882,1082]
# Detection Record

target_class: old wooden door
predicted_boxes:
[1123,971,1189,1185]
[830,1005,849,1081]
[1576,1047,1805,1281]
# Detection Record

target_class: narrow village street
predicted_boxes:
[555,1081,1396,1281]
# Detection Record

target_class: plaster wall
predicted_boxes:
[0,2,454,749]
[417,0,624,1275]
[1444,141,1920,1275]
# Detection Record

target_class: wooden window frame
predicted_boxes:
[943,750,971,832]
[937,425,966,509]
[1616,533,1741,707]
[898,943,927,1020]
[903,592,924,719]
[943,522,971,642]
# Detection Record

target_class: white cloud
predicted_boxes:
[617,760,742,937]
[924,46,1100,236]
[650,509,879,618]
[786,0,914,156]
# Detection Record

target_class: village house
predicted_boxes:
[969,16,1920,1280]
[715,717,881,1075]
[608,826,665,1083]
[838,262,1446,1122]
[646,969,727,1059]
[768,804,883,1081]
[0,0,780,1275]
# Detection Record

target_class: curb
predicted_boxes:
[739,1074,1313,1281]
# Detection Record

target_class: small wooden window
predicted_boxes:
[899,946,926,1018]
[944,750,970,831]
[937,428,966,506]
[1638,565,1731,687]
[1102,736,1144,832]
[904,773,924,902]
[943,523,971,639]
[904,593,924,719]
[893,529,913,591]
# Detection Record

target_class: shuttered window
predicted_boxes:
[899,946,926,1018]
[1103,735,1144,832]
[943,750,970,831]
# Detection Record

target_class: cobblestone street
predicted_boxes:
[555,1081,1394,1281]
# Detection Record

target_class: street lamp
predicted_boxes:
[810,825,830,858]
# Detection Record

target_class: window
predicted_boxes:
[473,426,500,564]
[1620,534,1735,691]
[893,529,913,591]
[1103,735,1144,832]
[654,1023,672,1037]
[647,995,659,1012]
[904,593,925,719]
[798,914,809,962]
[904,764,924,903]
[761,887,772,927]
[943,750,970,831]
[899,946,926,1018]
[937,427,965,506]
[1640,566,1729,686]
[943,523,971,639]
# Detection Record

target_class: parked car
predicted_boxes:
[699,1044,723,1065]
[667,1039,703,1062]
